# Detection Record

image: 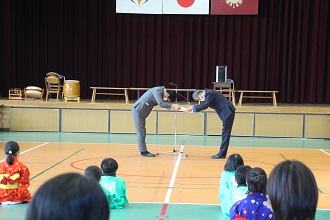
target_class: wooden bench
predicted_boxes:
[90,87,129,104]
[215,89,236,106]
[238,90,279,107]
[129,88,150,99]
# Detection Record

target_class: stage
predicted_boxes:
[1,98,329,139]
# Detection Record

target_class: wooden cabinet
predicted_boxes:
[9,89,24,100]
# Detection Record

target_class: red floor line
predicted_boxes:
[158,203,168,220]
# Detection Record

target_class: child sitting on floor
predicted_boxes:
[219,153,244,209]
[221,165,251,220]
[84,165,112,210]
[230,167,273,220]
[99,158,128,209]
[0,141,31,204]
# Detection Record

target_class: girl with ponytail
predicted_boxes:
[0,141,31,204]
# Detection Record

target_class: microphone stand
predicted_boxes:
[174,85,178,149]
[172,85,187,157]
[175,92,190,105]
[168,83,190,104]
[157,84,188,157]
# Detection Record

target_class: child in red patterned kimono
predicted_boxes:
[0,141,31,204]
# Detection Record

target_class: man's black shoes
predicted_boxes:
[140,151,224,158]
[211,154,226,159]
[141,151,156,157]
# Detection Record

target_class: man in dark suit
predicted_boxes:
[186,89,236,159]
[132,86,180,157]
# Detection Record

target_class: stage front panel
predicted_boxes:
[11,108,59,131]
[61,109,108,132]
[110,110,156,134]
[255,114,303,137]
[304,115,330,138]
[158,112,204,135]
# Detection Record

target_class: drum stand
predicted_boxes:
[64,96,80,102]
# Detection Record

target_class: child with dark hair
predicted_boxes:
[230,167,273,220]
[99,158,128,209]
[0,141,31,204]
[84,165,112,210]
[26,173,110,220]
[84,165,102,181]
[221,165,252,220]
[218,154,244,206]
[266,160,318,220]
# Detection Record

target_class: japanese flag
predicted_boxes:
[163,0,210,15]
[116,0,163,14]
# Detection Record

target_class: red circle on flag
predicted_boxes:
[177,0,195,8]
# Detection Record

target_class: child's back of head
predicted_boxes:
[26,173,110,220]
[84,165,102,181]
[101,158,118,175]
[4,141,20,165]
[246,167,267,194]
[235,165,252,185]
[224,153,244,171]
[266,160,318,220]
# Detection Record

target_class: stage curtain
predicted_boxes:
[0,0,329,103]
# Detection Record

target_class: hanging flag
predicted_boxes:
[163,0,210,15]
[210,0,259,15]
[116,0,163,14]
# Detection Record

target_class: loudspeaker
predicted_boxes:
[216,65,227,82]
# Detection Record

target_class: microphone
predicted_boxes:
[169,82,178,87]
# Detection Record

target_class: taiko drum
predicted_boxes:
[63,80,80,98]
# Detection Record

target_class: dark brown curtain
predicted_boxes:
[0,0,329,103]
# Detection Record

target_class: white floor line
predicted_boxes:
[320,149,330,156]
[0,142,48,162]
[163,144,184,204]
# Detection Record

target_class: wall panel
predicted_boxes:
[11,108,59,131]
[62,109,108,132]
[110,111,156,134]
[255,114,303,137]
[158,111,204,135]
[305,115,330,138]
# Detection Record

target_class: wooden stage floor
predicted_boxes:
[1,98,330,114]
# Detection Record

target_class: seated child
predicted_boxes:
[0,141,31,204]
[84,165,112,210]
[221,165,251,220]
[99,158,128,209]
[219,153,244,207]
[230,167,273,220]
[26,173,109,220]
[267,160,318,220]
[84,165,103,181]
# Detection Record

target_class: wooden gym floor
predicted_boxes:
[0,132,329,220]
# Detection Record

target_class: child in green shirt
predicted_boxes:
[84,165,112,210]
[99,158,129,209]
[221,165,251,220]
[218,154,244,209]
